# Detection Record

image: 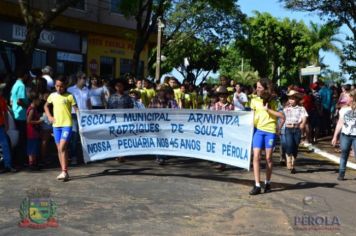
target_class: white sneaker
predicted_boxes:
[56,172,66,180]
[62,172,70,182]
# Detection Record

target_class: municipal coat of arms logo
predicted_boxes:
[19,188,58,228]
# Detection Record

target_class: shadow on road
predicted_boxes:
[69,167,339,193]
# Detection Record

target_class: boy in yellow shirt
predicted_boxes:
[44,76,78,181]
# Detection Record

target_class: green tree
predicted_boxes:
[13,0,81,75]
[321,69,346,85]
[281,0,355,78]
[341,39,356,82]
[117,0,170,79]
[308,22,343,65]
[280,0,355,39]
[155,0,244,84]
[237,12,311,83]
[218,45,259,85]
[159,36,224,85]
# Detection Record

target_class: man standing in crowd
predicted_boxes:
[67,71,91,165]
[318,81,332,136]
[42,65,54,91]
[10,72,28,168]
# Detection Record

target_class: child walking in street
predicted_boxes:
[26,92,43,170]
[44,76,77,181]
[283,90,308,174]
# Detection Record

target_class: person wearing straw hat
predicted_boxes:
[211,86,234,170]
[283,90,308,174]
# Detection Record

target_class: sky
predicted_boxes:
[170,0,347,82]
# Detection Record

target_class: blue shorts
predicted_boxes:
[252,129,276,149]
[27,138,40,156]
[53,127,72,144]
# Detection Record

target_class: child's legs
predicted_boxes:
[53,127,72,172]
[252,129,264,184]
[27,138,40,165]
[57,140,69,172]
[263,131,276,181]
[292,128,302,157]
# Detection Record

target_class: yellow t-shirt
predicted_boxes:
[190,91,197,109]
[250,96,278,133]
[47,92,76,127]
[183,93,192,109]
[174,88,182,103]
[143,88,156,107]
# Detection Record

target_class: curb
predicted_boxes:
[307,144,356,170]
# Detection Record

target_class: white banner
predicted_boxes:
[78,109,254,170]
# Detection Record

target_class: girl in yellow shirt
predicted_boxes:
[249,78,284,195]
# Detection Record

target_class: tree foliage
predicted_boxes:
[280,0,355,79]
[218,45,259,85]
[13,0,81,75]
[154,0,244,84]
[117,0,170,79]
[236,12,312,83]
[308,22,343,65]
[234,12,342,85]
[280,0,355,39]
[158,35,224,85]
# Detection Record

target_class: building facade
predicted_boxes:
[0,0,152,79]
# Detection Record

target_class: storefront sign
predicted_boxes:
[0,20,81,52]
[88,36,134,51]
[78,109,254,170]
[12,24,55,45]
[57,52,83,62]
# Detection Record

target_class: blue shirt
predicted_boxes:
[318,86,332,110]
[10,79,28,121]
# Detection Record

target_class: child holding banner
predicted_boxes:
[211,86,234,170]
[249,78,284,195]
[44,76,78,182]
[149,86,178,165]
[108,79,134,163]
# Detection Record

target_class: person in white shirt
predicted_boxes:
[332,91,356,181]
[233,83,248,111]
[41,66,54,91]
[89,74,107,109]
[67,71,91,165]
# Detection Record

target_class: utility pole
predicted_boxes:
[155,17,164,84]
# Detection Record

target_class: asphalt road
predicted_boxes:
[0,149,355,236]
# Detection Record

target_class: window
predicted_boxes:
[56,0,86,11]
[111,0,123,14]
[100,56,116,80]
[32,49,47,69]
[119,58,131,76]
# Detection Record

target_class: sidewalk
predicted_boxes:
[303,136,356,170]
